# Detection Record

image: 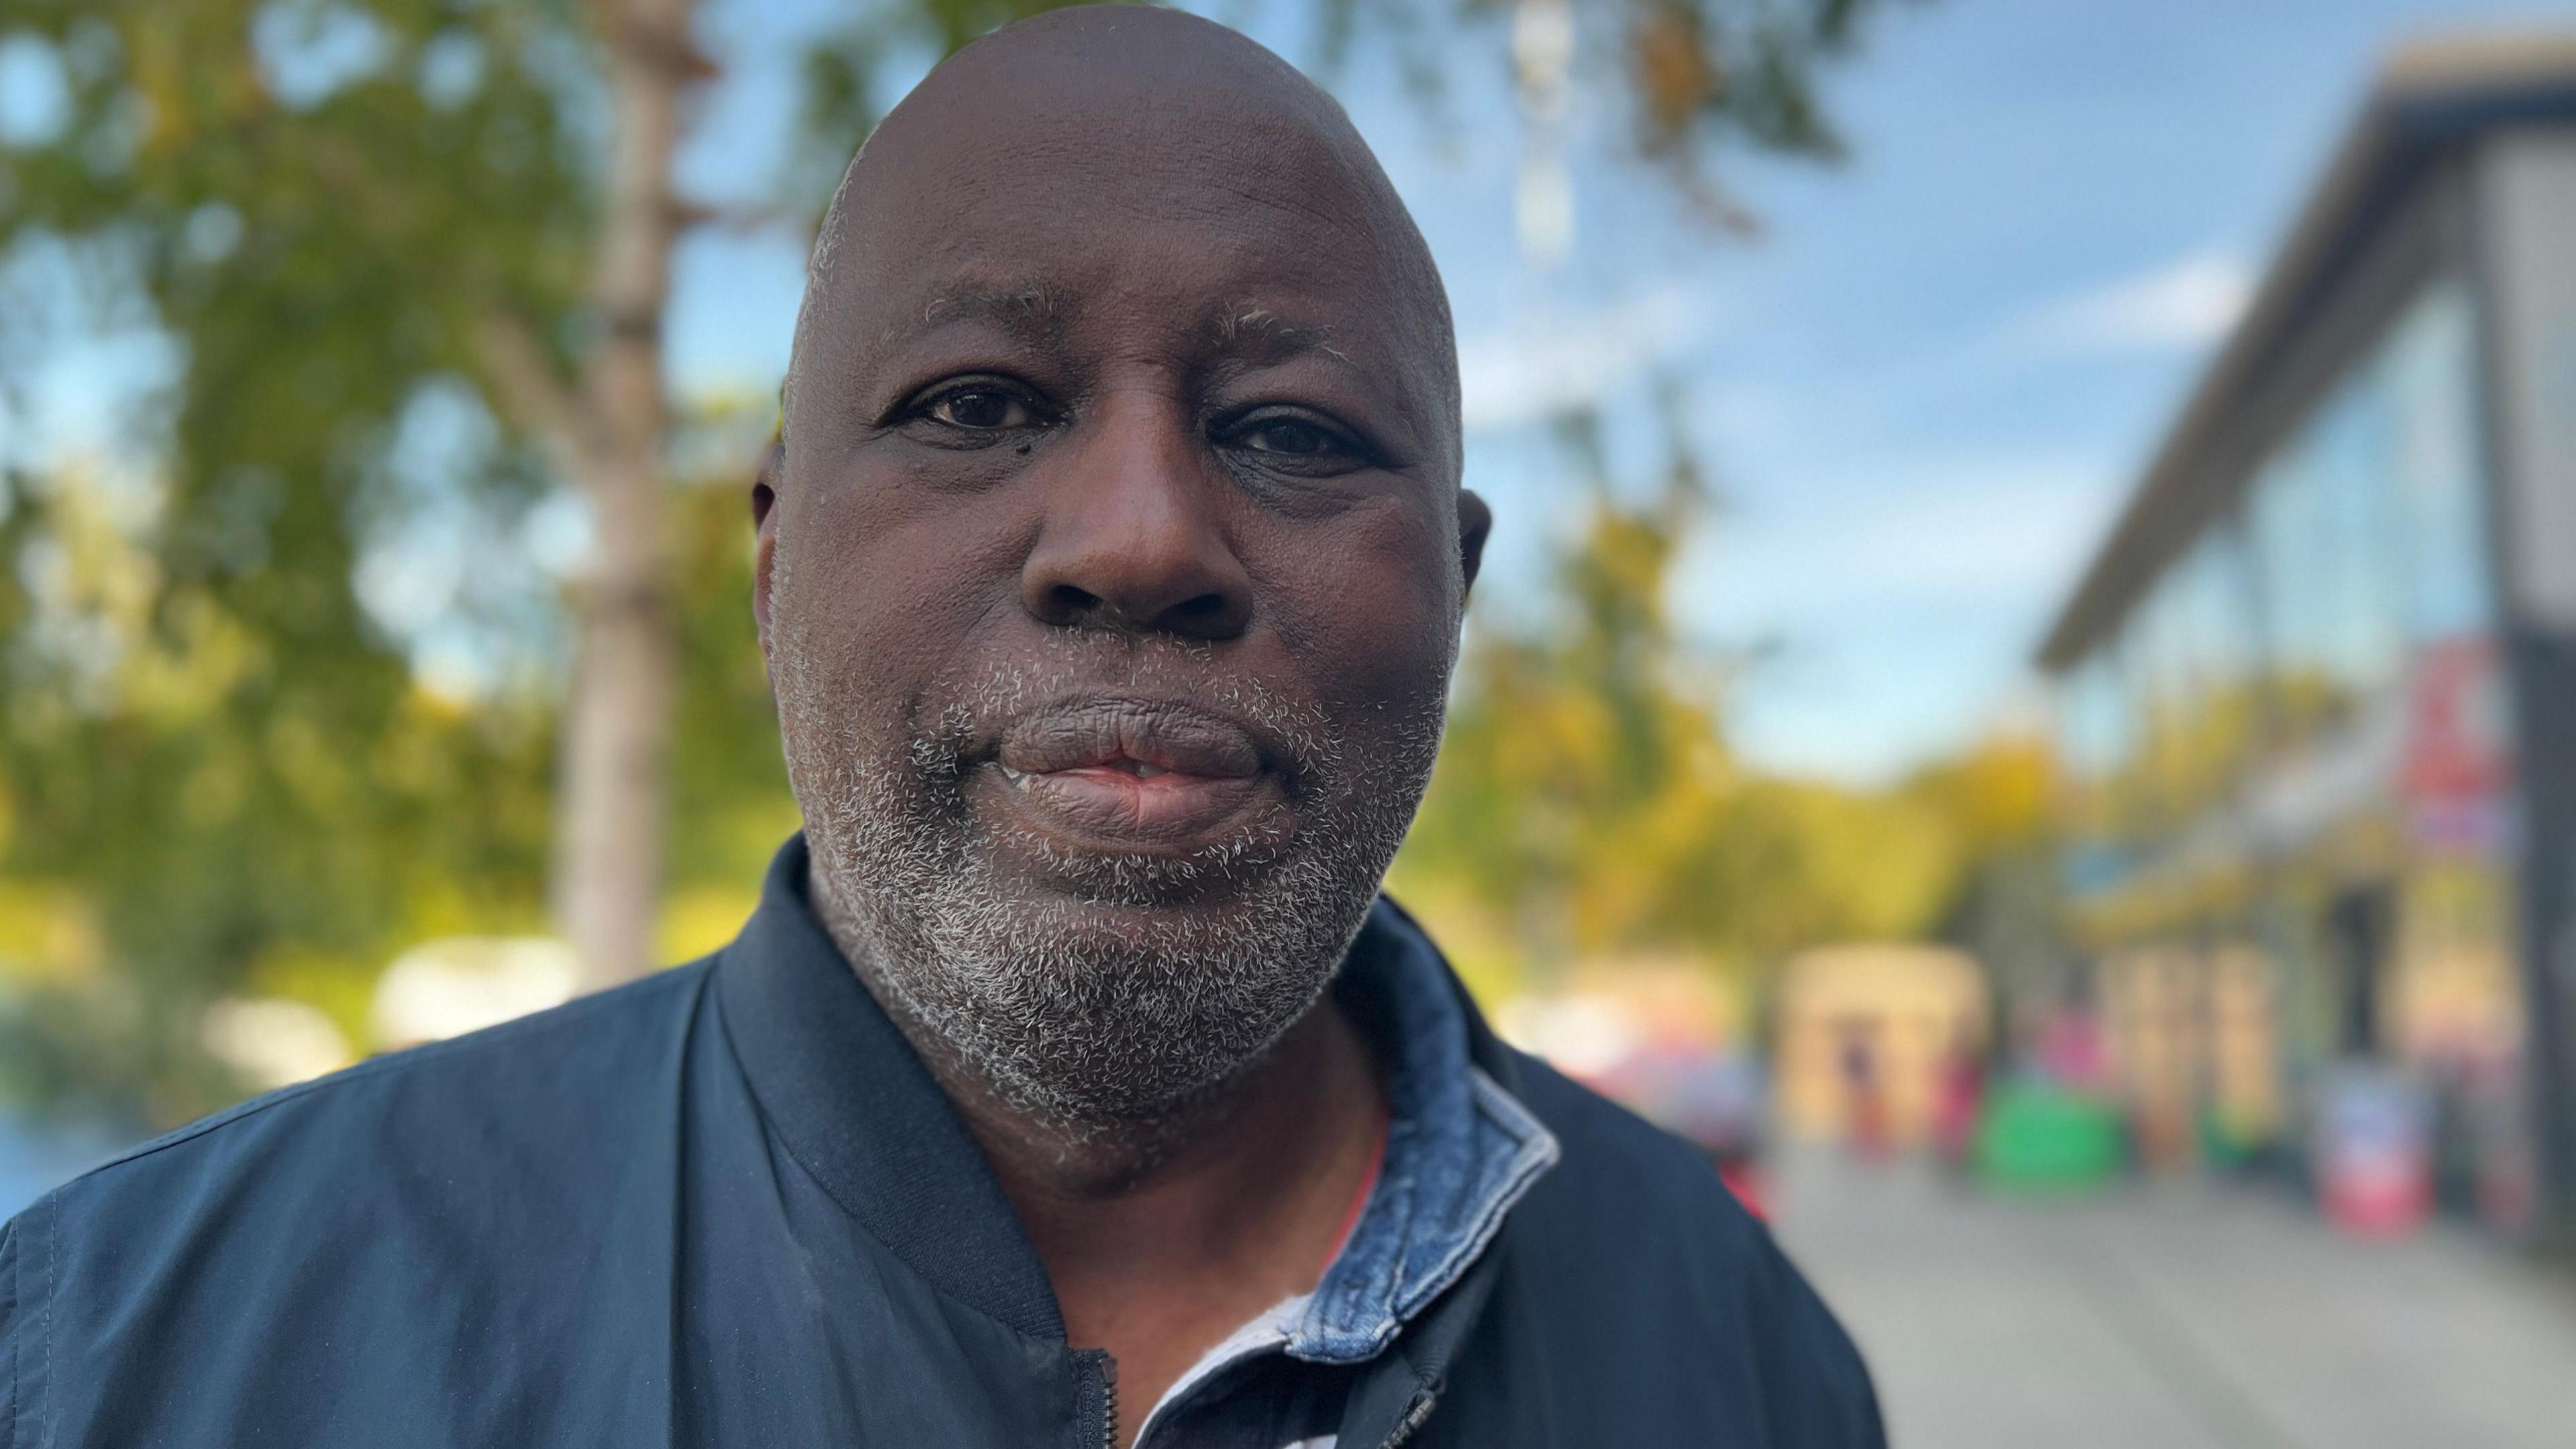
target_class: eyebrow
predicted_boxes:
[894,286,1356,372]
[1207,305,1353,368]
[909,284,1075,347]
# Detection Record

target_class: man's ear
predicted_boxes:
[1456,486,1493,603]
[751,439,784,658]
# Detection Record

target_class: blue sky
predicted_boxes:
[661,0,2576,784]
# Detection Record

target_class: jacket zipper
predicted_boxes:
[1088,1349,1119,1449]
[1380,1382,1440,1448]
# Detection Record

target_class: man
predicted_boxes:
[0,9,1880,1446]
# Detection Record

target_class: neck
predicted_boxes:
[808,864,1391,1440]
[963,994,1379,1205]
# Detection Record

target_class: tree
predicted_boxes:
[1,0,1897,1120]
[1389,394,1962,997]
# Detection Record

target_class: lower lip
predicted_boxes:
[979,762,1277,848]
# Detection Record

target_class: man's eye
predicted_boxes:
[926,388,1033,430]
[1239,417,1348,458]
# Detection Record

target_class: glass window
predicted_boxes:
[2060,653,2130,782]
[2251,443,2338,739]
[2244,279,2496,751]
[2177,523,2263,800]
[2308,376,2406,696]
[2381,284,2493,643]
[2057,651,2131,848]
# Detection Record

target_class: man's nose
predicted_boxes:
[1018,397,1253,641]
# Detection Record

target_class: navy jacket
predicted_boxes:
[1,841,1881,1447]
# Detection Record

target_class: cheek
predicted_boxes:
[776,466,1026,703]
[1250,498,1461,714]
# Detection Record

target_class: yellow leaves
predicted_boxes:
[1629,7,1725,149]
[657,883,757,966]
[178,738,254,828]
[124,588,268,727]
[0,878,105,985]
[127,11,183,156]
[1398,448,2042,982]
[22,462,160,653]
[265,709,354,814]
[240,939,376,1051]
[15,462,268,730]
[1904,730,2059,857]
[118,5,274,162]
[1761,780,1959,943]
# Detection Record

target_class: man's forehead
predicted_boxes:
[872,276,1366,357]
[788,7,1458,453]
[835,121,1403,306]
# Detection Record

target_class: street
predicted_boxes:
[1769,1149,2576,1449]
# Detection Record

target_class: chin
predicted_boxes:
[1026,888,1303,961]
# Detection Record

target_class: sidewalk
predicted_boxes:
[1768,1148,2576,1449]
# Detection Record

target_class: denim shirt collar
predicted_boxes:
[1292,900,1562,1362]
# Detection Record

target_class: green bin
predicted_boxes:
[1974,1084,2121,1191]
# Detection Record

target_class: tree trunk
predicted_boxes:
[554,0,696,987]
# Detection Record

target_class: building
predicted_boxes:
[2036,37,2576,1236]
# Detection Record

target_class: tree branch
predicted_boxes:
[474,311,592,488]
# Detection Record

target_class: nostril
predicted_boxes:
[1158,591,1248,641]
[1042,583,1102,623]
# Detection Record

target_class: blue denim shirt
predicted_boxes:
[1130,902,1561,1446]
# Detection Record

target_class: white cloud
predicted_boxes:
[1456,281,1720,433]
[2010,248,2254,356]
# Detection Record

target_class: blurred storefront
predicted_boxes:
[1772,945,1988,1151]
[2035,37,2576,1240]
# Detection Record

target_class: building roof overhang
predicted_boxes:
[2033,34,2576,674]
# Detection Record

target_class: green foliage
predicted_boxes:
[0,454,564,1122]
[0,0,599,1121]
[1389,396,1976,998]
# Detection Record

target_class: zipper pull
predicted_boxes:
[1380,1380,1440,1448]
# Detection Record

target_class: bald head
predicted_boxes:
[785,5,1460,481]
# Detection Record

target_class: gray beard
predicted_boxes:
[773,633,1446,1145]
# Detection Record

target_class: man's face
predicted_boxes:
[764,21,1481,1133]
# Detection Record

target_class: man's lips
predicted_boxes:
[1000,759,1267,837]
[977,698,1286,848]
[994,701,1266,779]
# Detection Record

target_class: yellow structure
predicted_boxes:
[1774,945,1988,1144]
[2096,943,2279,1169]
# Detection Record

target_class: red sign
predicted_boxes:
[2400,637,2512,852]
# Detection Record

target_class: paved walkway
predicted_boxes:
[1768,1149,2576,1449]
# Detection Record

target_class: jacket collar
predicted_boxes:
[718,835,1067,1339]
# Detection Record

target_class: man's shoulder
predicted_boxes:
[1503,1046,1758,1241]
[0,959,722,1441]
[1488,1045,1885,1444]
[10,957,715,1265]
